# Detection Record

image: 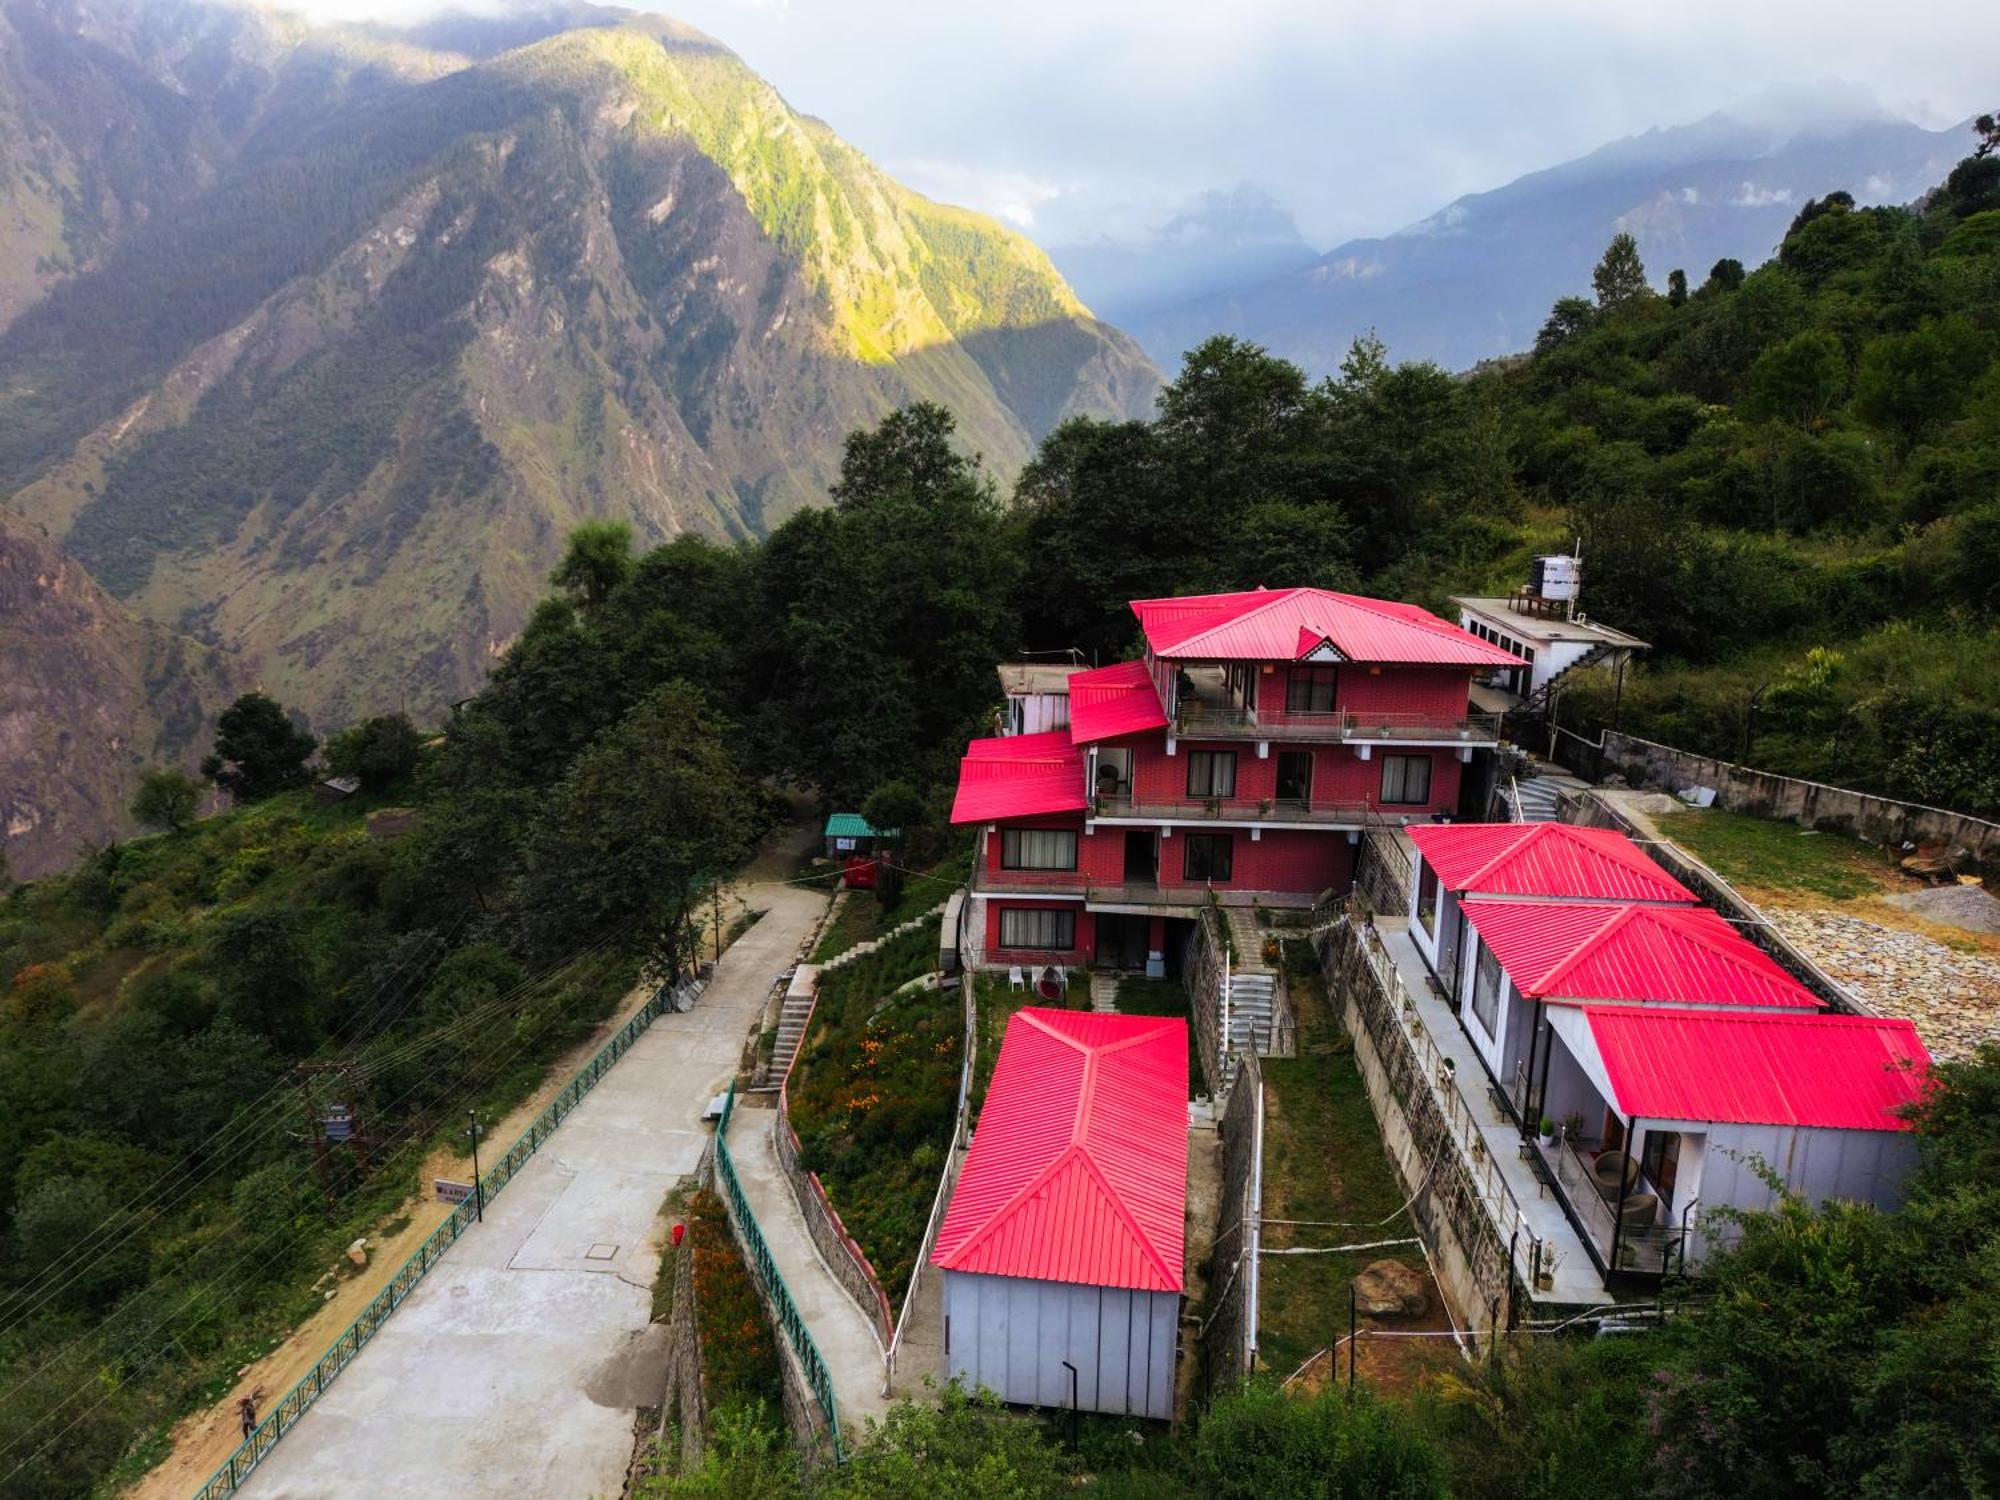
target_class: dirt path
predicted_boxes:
[123,838,786,1500]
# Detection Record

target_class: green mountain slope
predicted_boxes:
[0,1,1154,866]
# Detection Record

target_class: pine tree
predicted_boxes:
[1592,232,1651,308]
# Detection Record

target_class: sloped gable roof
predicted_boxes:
[949,732,1086,824]
[1462,900,1820,1009]
[1584,1007,1929,1130]
[1130,586,1518,667]
[932,1009,1187,1292]
[1067,659,1169,744]
[1409,822,1697,903]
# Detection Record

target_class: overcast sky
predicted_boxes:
[306,0,1998,248]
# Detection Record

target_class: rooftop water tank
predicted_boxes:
[1530,554,1580,602]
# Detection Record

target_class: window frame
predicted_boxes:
[998,907,1077,951]
[1416,859,1440,937]
[1186,749,1239,800]
[1000,827,1079,872]
[1183,832,1235,883]
[1471,940,1502,1040]
[1285,666,1340,714]
[1380,753,1434,806]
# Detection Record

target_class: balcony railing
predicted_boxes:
[1093,792,1383,826]
[1171,703,1502,745]
[1549,1138,1686,1278]
[969,863,1316,910]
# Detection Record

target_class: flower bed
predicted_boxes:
[786,920,955,1303]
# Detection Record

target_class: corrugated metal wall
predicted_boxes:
[941,1270,1178,1420]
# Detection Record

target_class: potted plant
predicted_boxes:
[1204,794,1222,816]
[1257,796,1272,815]
[1538,1116,1556,1147]
[1560,1111,1585,1146]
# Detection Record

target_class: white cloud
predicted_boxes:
[1732,182,1797,207]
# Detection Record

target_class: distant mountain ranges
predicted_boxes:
[0,0,1155,877]
[1053,110,1971,376]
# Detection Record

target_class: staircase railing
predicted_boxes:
[715,1084,846,1460]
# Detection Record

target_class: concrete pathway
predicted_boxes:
[237,836,827,1500]
[722,1099,893,1437]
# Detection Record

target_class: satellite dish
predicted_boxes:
[1037,966,1062,1000]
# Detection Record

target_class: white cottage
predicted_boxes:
[931,1008,1187,1419]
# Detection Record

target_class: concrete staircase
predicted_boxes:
[816,899,950,971]
[1225,971,1277,1054]
[769,967,818,1081]
[1506,758,1589,822]
[1089,973,1120,1013]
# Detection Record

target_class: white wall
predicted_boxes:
[942,1270,1178,1420]
[1689,1123,1920,1261]
[1008,693,1072,736]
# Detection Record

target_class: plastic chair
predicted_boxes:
[1008,966,1026,991]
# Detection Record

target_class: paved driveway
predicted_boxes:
[239,862,825,1499]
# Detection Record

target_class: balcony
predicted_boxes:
[1092,792,1385,827]
[1171,701,1501,746]
[970,865,1091,897]
[968,862,1315,911]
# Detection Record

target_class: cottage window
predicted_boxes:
[1471,940,1502,1040]
[1184,833,1234,882]
[1416,859,1439,936]
[1641,1129,1682,1211]
[1285,667,1339,713]
[1186,750,1238,799]
[1380,754,1433,805]
[1001,828,1078,871]
[999,907,1075,951]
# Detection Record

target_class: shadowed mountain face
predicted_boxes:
[0,0,1156,874]
[1130,112,1970,375]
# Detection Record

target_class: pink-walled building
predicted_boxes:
[951,587,1519,972]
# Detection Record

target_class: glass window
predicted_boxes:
[1471,940,1502,1039]
[1285,667,1339,713]
[1186,750,1238,799]
[1416,859,1439,936]
[999,907,1076,950]
[1641,1129,1682,1211]
[1275,750,1313,804]
[1183,833,1235,882]
[1001,828,1078,871]
[1380,754,1433,805]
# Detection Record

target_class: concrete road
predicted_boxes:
[723,1099,893,1437]
[239,846,827,1500]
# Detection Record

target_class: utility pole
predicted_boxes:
[467,1112,485,1223]
[711,880,724,963]
[293,1070,336,1209]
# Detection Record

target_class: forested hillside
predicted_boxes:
[0,0,1154,876]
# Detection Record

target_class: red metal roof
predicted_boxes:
[1130,586,1518,667]
[1067,659,1169,744]
[1462,900,1820,1009]
[950,733,1086,824]
[1583,1007,1929,1130]
[1409,822,1697,903]
[932,1008,1187,1292]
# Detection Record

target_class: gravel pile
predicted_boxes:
[1766,908,2000,1063]
[1884,882,2000,935]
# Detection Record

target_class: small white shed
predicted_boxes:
[932,1008,1187,1420]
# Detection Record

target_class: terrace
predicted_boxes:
[1172,667,1499,746]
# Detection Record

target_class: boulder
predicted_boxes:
[1351,1259,1428,1318]
[345,1238,368,1268]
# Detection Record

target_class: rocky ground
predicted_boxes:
[1763,908,2000,1064]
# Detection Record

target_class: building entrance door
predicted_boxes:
[1123,830,1158,888]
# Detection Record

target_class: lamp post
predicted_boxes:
[467,1111,485,1223]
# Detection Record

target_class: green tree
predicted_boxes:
[826,1383,1072,1498]
[1745,330,1848,427]
[829,402,969,511]
[1853,315,1992,444]
[1534,296,1596,353]
[325,713,424,791]
[551,520,635,612]
[200,692,316,802]
[129,767,202,833]
[1705,257,1747,293]
[1591,232,1650,308]
[518,682,755,977]
[1667,267,1688,306]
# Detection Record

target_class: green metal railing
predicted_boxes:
[189,980,691,1500]
[713,1084,846,1460]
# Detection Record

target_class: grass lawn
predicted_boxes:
[971,969,1087,1117]
[1115,976,1206,1099]
[810,847,970,962]
[788,919,954,1303]
[1660,806,1897,903]
[1254,944,1428,1382]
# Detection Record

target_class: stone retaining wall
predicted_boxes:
[1594,731,2000,869]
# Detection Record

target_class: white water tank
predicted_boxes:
[1530,554,1580,602]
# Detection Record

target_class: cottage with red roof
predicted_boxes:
[932,1008,1187,1419]
[1399,821,1930,1283]
[952,587,1516,973]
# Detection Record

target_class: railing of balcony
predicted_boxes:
[1093,792,1380,825]
[1169,704,1503,744]
[1551,1138,1685,1277]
